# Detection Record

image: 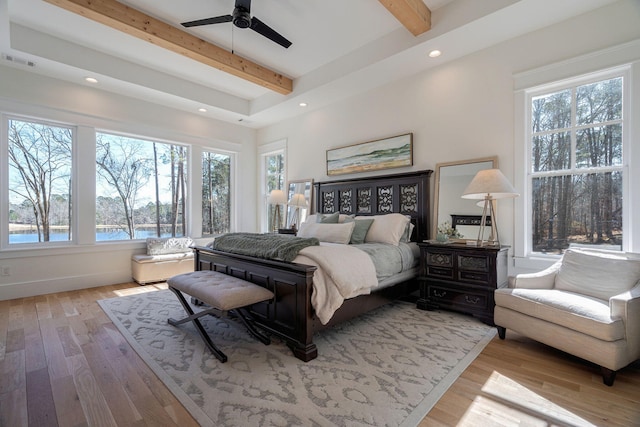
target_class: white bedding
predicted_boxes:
[293,242,418,325]
[294,243,378,325]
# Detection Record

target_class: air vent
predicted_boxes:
[2,53,36,67]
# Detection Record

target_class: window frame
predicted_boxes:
[200,148,234,237]
[2,114,78,250]
[528,71,625,254]
[258,139,286,233]
[514,50,638,269]
[1,109,240,252]
[94,129,191,242]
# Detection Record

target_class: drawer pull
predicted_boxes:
[433,289,447,298]
[461,273,486,281]
[465,295,480,305]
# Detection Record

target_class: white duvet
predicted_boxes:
[294,242,378,325]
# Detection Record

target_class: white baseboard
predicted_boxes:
[0,271,134,301]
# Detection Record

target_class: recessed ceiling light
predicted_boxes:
[429,50,441,58]
[299,102,308,107]
[85,77,98,83]
[198,108,207,112]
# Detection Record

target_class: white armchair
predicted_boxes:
[494,248,640,386]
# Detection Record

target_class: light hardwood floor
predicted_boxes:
[1,282,638,427]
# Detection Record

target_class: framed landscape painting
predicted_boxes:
[326,133,413,176]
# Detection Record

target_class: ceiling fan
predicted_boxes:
[181,0,292,49]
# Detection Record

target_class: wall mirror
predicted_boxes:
[286,179,313,228]
[433,156,497,241]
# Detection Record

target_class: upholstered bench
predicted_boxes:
[167,270,275,363]
[132,237,194,284]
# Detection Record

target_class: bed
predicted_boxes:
[192,170,432,361]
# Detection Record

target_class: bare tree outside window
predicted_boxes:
[530,77,623,253]
[96,132,188,240]
[202,151,231,236]
[265,152,285,232]
[8,119,73,244]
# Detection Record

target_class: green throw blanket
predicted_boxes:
[210,233,320,262]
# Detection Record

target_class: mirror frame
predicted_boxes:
[286,179,314,227]
[432,156,498,240]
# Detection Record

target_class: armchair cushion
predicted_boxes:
[555,248,640,300]
[494,288,624,341]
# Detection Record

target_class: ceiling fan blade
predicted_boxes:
[250,17,292,48]
[181,15,233,28]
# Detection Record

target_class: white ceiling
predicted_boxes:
[1,0,618,128]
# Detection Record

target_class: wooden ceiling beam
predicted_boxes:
[43,0,293,95]
[378,0,431,36]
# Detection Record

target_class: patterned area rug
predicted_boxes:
[99,289,495,427]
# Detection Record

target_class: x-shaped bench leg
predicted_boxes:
[168,287,228,363]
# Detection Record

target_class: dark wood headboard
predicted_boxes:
[314,170,433,242]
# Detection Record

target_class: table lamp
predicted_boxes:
[268,189,286,232]
[288,193,307,230]
[461,169,518,246]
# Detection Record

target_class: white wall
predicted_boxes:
[2,1,639,300]
[257,0,640,274]
[0,66,256,300]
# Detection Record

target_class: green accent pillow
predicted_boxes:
[316,212,340,223]
[344,218,374,244]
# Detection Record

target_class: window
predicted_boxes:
[95,132,188,240]
[7,118,73,245]
[201,150,231,236]
[527,73,625,254]
[264,151,285,231]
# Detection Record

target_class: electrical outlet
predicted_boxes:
[1,266,10,276]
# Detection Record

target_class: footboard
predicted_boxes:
[193,246,320,361]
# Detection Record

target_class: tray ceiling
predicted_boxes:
[1,0,618,128]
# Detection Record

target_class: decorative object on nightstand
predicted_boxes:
[417,241,508,326]
[461,168,518,247]
[288,192,307,229]
[268,189,286,232]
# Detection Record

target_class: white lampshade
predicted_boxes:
[288,193,307,208]
[462,169,519,200]
[461,169,518,247]
[268,189,286,205]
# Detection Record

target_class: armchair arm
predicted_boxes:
[509,259,562,289]
[610,281,640,359]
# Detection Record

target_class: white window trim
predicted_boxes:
[199,147,236,238]
[513,40,640,270]
[94,129,193,242]
[1,114,78,250]
[258,139,286,233]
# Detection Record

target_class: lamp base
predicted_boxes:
[476,196,500,247]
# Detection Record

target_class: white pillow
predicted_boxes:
[146,237,193,255]
[307,213,353,223]
[555,248,640,300]
[297,221,355,244]
[356,213,410,246]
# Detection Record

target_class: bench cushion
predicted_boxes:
[167,270,274,311]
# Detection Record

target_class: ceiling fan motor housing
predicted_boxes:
[233,7,251,28]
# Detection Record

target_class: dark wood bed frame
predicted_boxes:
[193,169,433,361]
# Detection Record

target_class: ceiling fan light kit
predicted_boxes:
[181,0,292,49]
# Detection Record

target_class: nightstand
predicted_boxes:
[417,241,508,325]
[278,228,297,235]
